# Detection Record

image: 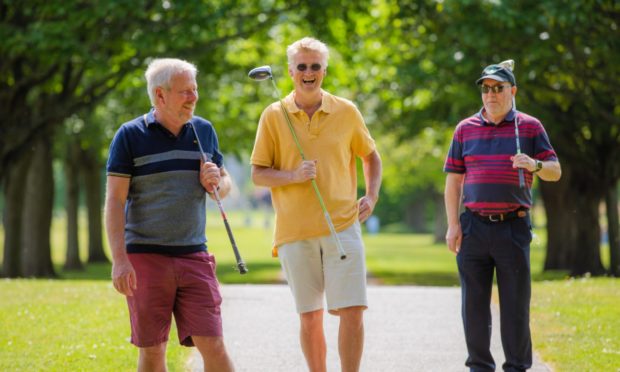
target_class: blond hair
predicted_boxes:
[286,37,329,66]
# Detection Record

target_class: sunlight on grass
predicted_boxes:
[0,279,191,371]
[531,277,620,371]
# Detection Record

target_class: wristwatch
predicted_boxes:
[532,160,543,173]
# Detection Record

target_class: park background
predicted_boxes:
[0,1,618,370]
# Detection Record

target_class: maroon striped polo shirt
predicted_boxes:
[444,108,558,215]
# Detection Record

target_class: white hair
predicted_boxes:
[286,37,330,67]
[145,58,197,106]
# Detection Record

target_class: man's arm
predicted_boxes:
[251,160,317,188]
[104,175,137,296]
[511,154,562,182]
[358,150,382,223]
[535,160,561,182]
[445,172,465,254]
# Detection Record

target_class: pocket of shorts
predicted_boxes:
[203,254,222,306]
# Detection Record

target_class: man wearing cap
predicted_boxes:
[444,62,561,371]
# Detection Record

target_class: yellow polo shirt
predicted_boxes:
[251,90,376,247]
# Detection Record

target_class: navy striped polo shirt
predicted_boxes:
[106,109,223,254]
[444,108,557,215]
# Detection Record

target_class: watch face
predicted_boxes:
[537,160,543,170]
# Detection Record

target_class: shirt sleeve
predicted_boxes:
[350,106,376,158]
[444,125,465,173]
[106,125,133,178]
[207,124,224,168]
[533,123,558,162]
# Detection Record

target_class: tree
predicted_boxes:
[1,0,300,277]
[319,0,619,275]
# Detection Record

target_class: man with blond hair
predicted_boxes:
[251,37,382,372]
[105,58,235,372]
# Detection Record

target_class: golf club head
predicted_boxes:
[499,59,515,71]
[248,65,273,81]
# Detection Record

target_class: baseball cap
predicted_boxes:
[476,64,516,86]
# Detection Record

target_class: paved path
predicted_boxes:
[189,285,550,372]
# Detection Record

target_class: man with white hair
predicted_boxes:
[105,58,235,372]
[251,37,382,372]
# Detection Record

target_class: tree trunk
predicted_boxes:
[606,181,620,276]
[433,191,447,244]
[405,195,428,233]
[63,140,83,270]
[570,188,606,276]
[20,135,56,277]
[83,151,107,263]
[2,152,32,277]
[539,174,576,271]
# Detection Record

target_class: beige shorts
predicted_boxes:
[278,221,367,315]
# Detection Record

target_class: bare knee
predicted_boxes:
[300,309,324,329]
[194,336,229,358]
[138,343,167,372]
[339,306,364,326]
[193,336,233,372]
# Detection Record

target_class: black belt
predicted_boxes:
[468,208,528,223]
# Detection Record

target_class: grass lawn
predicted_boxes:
[531,277,620,371]
[1,209,619,370]
[0,279,189,371]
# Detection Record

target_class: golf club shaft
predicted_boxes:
[513,97,525,188]
[271,78,346,260]
[191,124,248,274]
[211,187,248,274]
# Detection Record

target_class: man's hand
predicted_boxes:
[445,224,463,254]
[200,161,221,193]
[292,160,317,183]
[358,194,378,223]
[112,256,137,296]
[510,153,537,172]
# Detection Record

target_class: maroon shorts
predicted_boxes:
[126,252,223,347]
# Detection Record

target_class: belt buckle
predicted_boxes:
[488,214,503,222]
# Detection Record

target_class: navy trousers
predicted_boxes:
[457,209,533,372]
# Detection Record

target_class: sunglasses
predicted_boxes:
[296,63,322,72]
[481,84,510,94]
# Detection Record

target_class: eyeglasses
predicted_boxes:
[296,63,322,72]
[481,84,510,94]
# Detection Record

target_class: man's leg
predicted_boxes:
[457,212,496,371]
[300,309,327,372]
[193,336,234,372]
[494,217,532,372]
[338,306,364,372]
[138,342,167,372]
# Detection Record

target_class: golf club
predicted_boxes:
[190,123,248,274]
[499,59,525,189]
[248,65,347,260]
